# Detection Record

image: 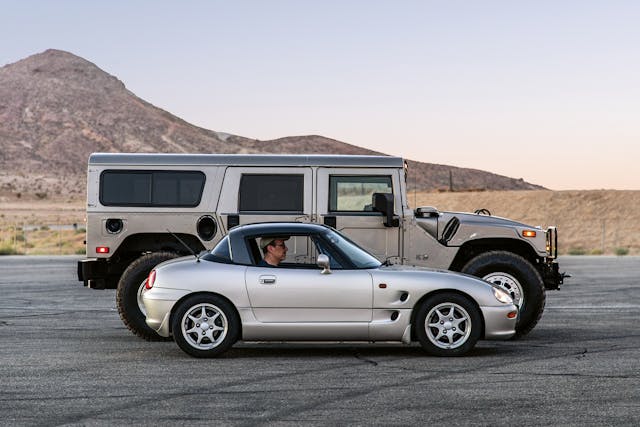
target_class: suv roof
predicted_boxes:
[89,153,405,168]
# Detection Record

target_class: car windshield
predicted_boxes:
[321,229,381,269]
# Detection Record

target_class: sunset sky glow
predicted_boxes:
[2,1,639,190]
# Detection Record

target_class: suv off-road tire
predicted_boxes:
[461,250,545,339]
[116,252,179,341]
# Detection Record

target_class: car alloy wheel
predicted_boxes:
[179,303,229,350]
[425,302,472,349]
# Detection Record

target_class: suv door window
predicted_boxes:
[329,175,393,212]
[317,169,401,262]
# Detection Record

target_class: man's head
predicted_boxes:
[259,236,289,265]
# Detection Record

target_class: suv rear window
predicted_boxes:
[100,170,205,207]
[239,174,303,212]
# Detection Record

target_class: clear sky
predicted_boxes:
[2,1,639,190]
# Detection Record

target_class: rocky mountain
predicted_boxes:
[0,49,544,201]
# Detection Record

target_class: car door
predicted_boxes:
[245,267,373,324]
[316,169,402,263]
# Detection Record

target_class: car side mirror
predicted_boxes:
[317,254,331,274]
[372,193,400,227]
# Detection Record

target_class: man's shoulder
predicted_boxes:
[257,259,272,267]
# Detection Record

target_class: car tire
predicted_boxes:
[171,294,240,358]
[116,252,178,341]
[461,250,545,339]
[415,292,482,356]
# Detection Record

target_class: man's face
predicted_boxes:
[269,239,288,263]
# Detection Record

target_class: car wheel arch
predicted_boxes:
[409,289,485,342]
[169,291,242,338]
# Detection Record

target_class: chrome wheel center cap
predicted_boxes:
[200,322,209,331]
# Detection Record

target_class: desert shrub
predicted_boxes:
[15,234,25,242]
[75,247,86,255]
[590,249,603,255]
[568,247,587,256]
[40,225,50,231]
[0,244,20,255]
[75,227,86,234]
[614,247,629,256]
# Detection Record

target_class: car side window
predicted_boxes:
[328,175,393,212]
[248,235,316,268]
[311,235,346,269]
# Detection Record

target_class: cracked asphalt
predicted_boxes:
[0,256,638,426]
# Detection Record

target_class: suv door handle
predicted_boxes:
[259,275,276,285]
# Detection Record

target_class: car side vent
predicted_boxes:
[400,292,409,302]
[390,311,399,321]
[440,216,460,245]
[197,215,217,241]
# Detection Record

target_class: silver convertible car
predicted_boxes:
[142,223,518,358]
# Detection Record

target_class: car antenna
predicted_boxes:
[166,229,201,262]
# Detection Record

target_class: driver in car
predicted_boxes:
[258,236,289,267]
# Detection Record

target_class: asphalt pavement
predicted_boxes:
[0,255,638,426]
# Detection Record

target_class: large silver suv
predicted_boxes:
[77,153,564,340]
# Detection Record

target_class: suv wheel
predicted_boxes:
[461,250,545,339]
[116,252,178,341]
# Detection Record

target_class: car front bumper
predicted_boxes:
[480,305,517,340]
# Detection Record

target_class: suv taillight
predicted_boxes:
[146,270,156,289]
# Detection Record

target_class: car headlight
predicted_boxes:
[493,288,513,304]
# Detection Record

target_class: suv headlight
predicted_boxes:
[493,288,513,304]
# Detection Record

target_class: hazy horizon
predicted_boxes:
[2,1,639,191]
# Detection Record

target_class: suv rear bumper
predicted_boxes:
[77,258,110,289]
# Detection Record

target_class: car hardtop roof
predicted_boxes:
[229,222,332,238]
[89,153,404,168]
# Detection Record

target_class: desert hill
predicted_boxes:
[0,49,544,201]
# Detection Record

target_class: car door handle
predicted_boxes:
[259,275,276,285]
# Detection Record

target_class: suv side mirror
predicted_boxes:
[372,193,400,227]
[317,254,331,274]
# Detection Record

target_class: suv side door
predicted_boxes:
[218,167,313,227]
[316,168,402,263]
[217,167,314,262]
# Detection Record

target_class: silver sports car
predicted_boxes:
[143,223,517,357]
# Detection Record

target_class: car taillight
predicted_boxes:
[146,270,156,289]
